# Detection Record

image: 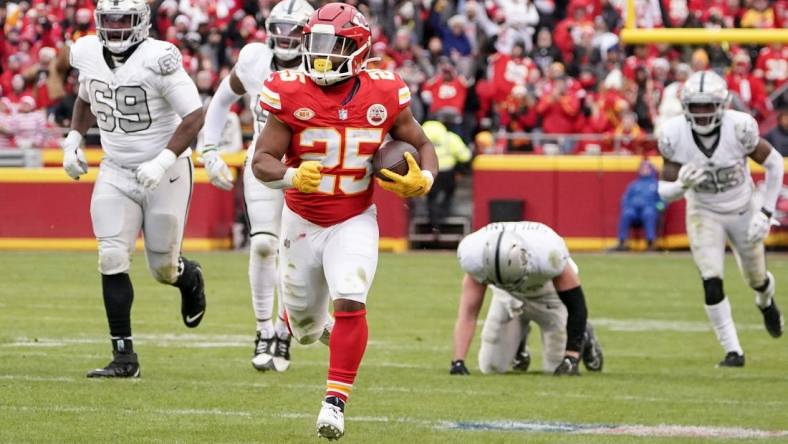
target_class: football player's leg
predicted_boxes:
[527,293,569,373]
[321,207,379,412]
[478,289,523,374]
[88,163,143,377]
[687,207,743,359]
[279,204,330,346]
[727,208,783,338]
[243,167,288,367]
[142,158,205,328]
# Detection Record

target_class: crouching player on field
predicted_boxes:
[450,221,603,376]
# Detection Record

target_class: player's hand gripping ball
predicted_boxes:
[374,140,433,198]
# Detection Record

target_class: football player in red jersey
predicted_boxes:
[251,3,438,440]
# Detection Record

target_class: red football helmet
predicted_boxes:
[301,3,371,86]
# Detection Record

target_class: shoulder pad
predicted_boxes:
[731,111,759,153]
[238,43,271,66]
[69,35,101,69]
[143,40,183,76]
[657,116,684,160]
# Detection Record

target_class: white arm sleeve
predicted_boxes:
[658,180,686,202]
[761,149,785,215]
[260,167,296,189]
[161,69,202,118]
[203,76,242,149]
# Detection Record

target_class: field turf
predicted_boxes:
[1,251,787,443]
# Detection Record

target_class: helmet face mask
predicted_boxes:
[267,0,314,62]
[95,0,150,54]
[680,70,730,135]
[302,31,360,85]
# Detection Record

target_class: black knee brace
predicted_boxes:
[702,278,725,305]
[752,275,770,293]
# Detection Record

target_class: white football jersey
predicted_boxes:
[658,110,760,213]
[233,43,280,137]
[70,35,202,168]
[457,221,570,299]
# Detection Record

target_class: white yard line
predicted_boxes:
[1,405,784,439]
[1,374,785,407]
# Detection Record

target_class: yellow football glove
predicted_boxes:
[376,152,434,198]
[291,161,323,193]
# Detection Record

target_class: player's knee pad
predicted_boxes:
[703,277,725,305]
[286,311,324,345]
[250,234,277,258]
[144,213,179,254]
[147,254,178,284]
[97,246,131,275]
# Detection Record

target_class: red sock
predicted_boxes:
[325,309,368,404]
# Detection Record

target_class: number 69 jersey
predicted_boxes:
[70,35,202,168]
[260,69,412,226]
[658,110,760,213]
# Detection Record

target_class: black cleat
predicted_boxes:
[512,338,530,372]
[272,334,292,372]
[449,359,470,375]
[87,352,140,378]
[553,356,580,376]
[251,332,276,371]
[759,301,784,338]
[179,259,206,328]
[581,324,604,372]
[716,352,745,368]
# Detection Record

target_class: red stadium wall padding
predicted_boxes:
[0,169,408,250]
[472,155,787,250]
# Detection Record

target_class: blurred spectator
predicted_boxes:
[612,111,646,154]
[656,63,692,131]
[726,52,772,120]
[421,57,469,131]
[765,109,788,155]
[429,12,472,59]
[611,160,663,251]
[754,43,787,93]
[9,96,58,149]
[489,41,538,103]
[530,28,563,74]
[498,85,539,151]
[690,48,710,71]
[740,0,777,28]
[1,55,24,94]
[422,119,472,232]
[0,98,14,149]
[536,75,582,152]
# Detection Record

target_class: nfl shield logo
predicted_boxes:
[338,108,348,120]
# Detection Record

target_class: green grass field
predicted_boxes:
[1,251,787,443]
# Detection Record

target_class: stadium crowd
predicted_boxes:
[0,0,786,153]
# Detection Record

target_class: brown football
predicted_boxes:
[373,140,420,182]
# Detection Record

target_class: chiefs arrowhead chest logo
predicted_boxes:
[366,104,387,126]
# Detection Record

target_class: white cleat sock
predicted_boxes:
[705,297,743,355]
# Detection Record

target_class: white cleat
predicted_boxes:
[316,401,344,440]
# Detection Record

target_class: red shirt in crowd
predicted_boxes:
[489,53,538,102]
[422,75,468,115]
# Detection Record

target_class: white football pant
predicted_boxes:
[90,157,192,283]
[478,288,567,374]
[279,203,379,345]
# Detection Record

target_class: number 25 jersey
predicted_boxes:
[658,110,760,213]
[260,69,412,226]
[70,36,202,168]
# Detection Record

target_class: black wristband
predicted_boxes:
[761,207,773,218]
